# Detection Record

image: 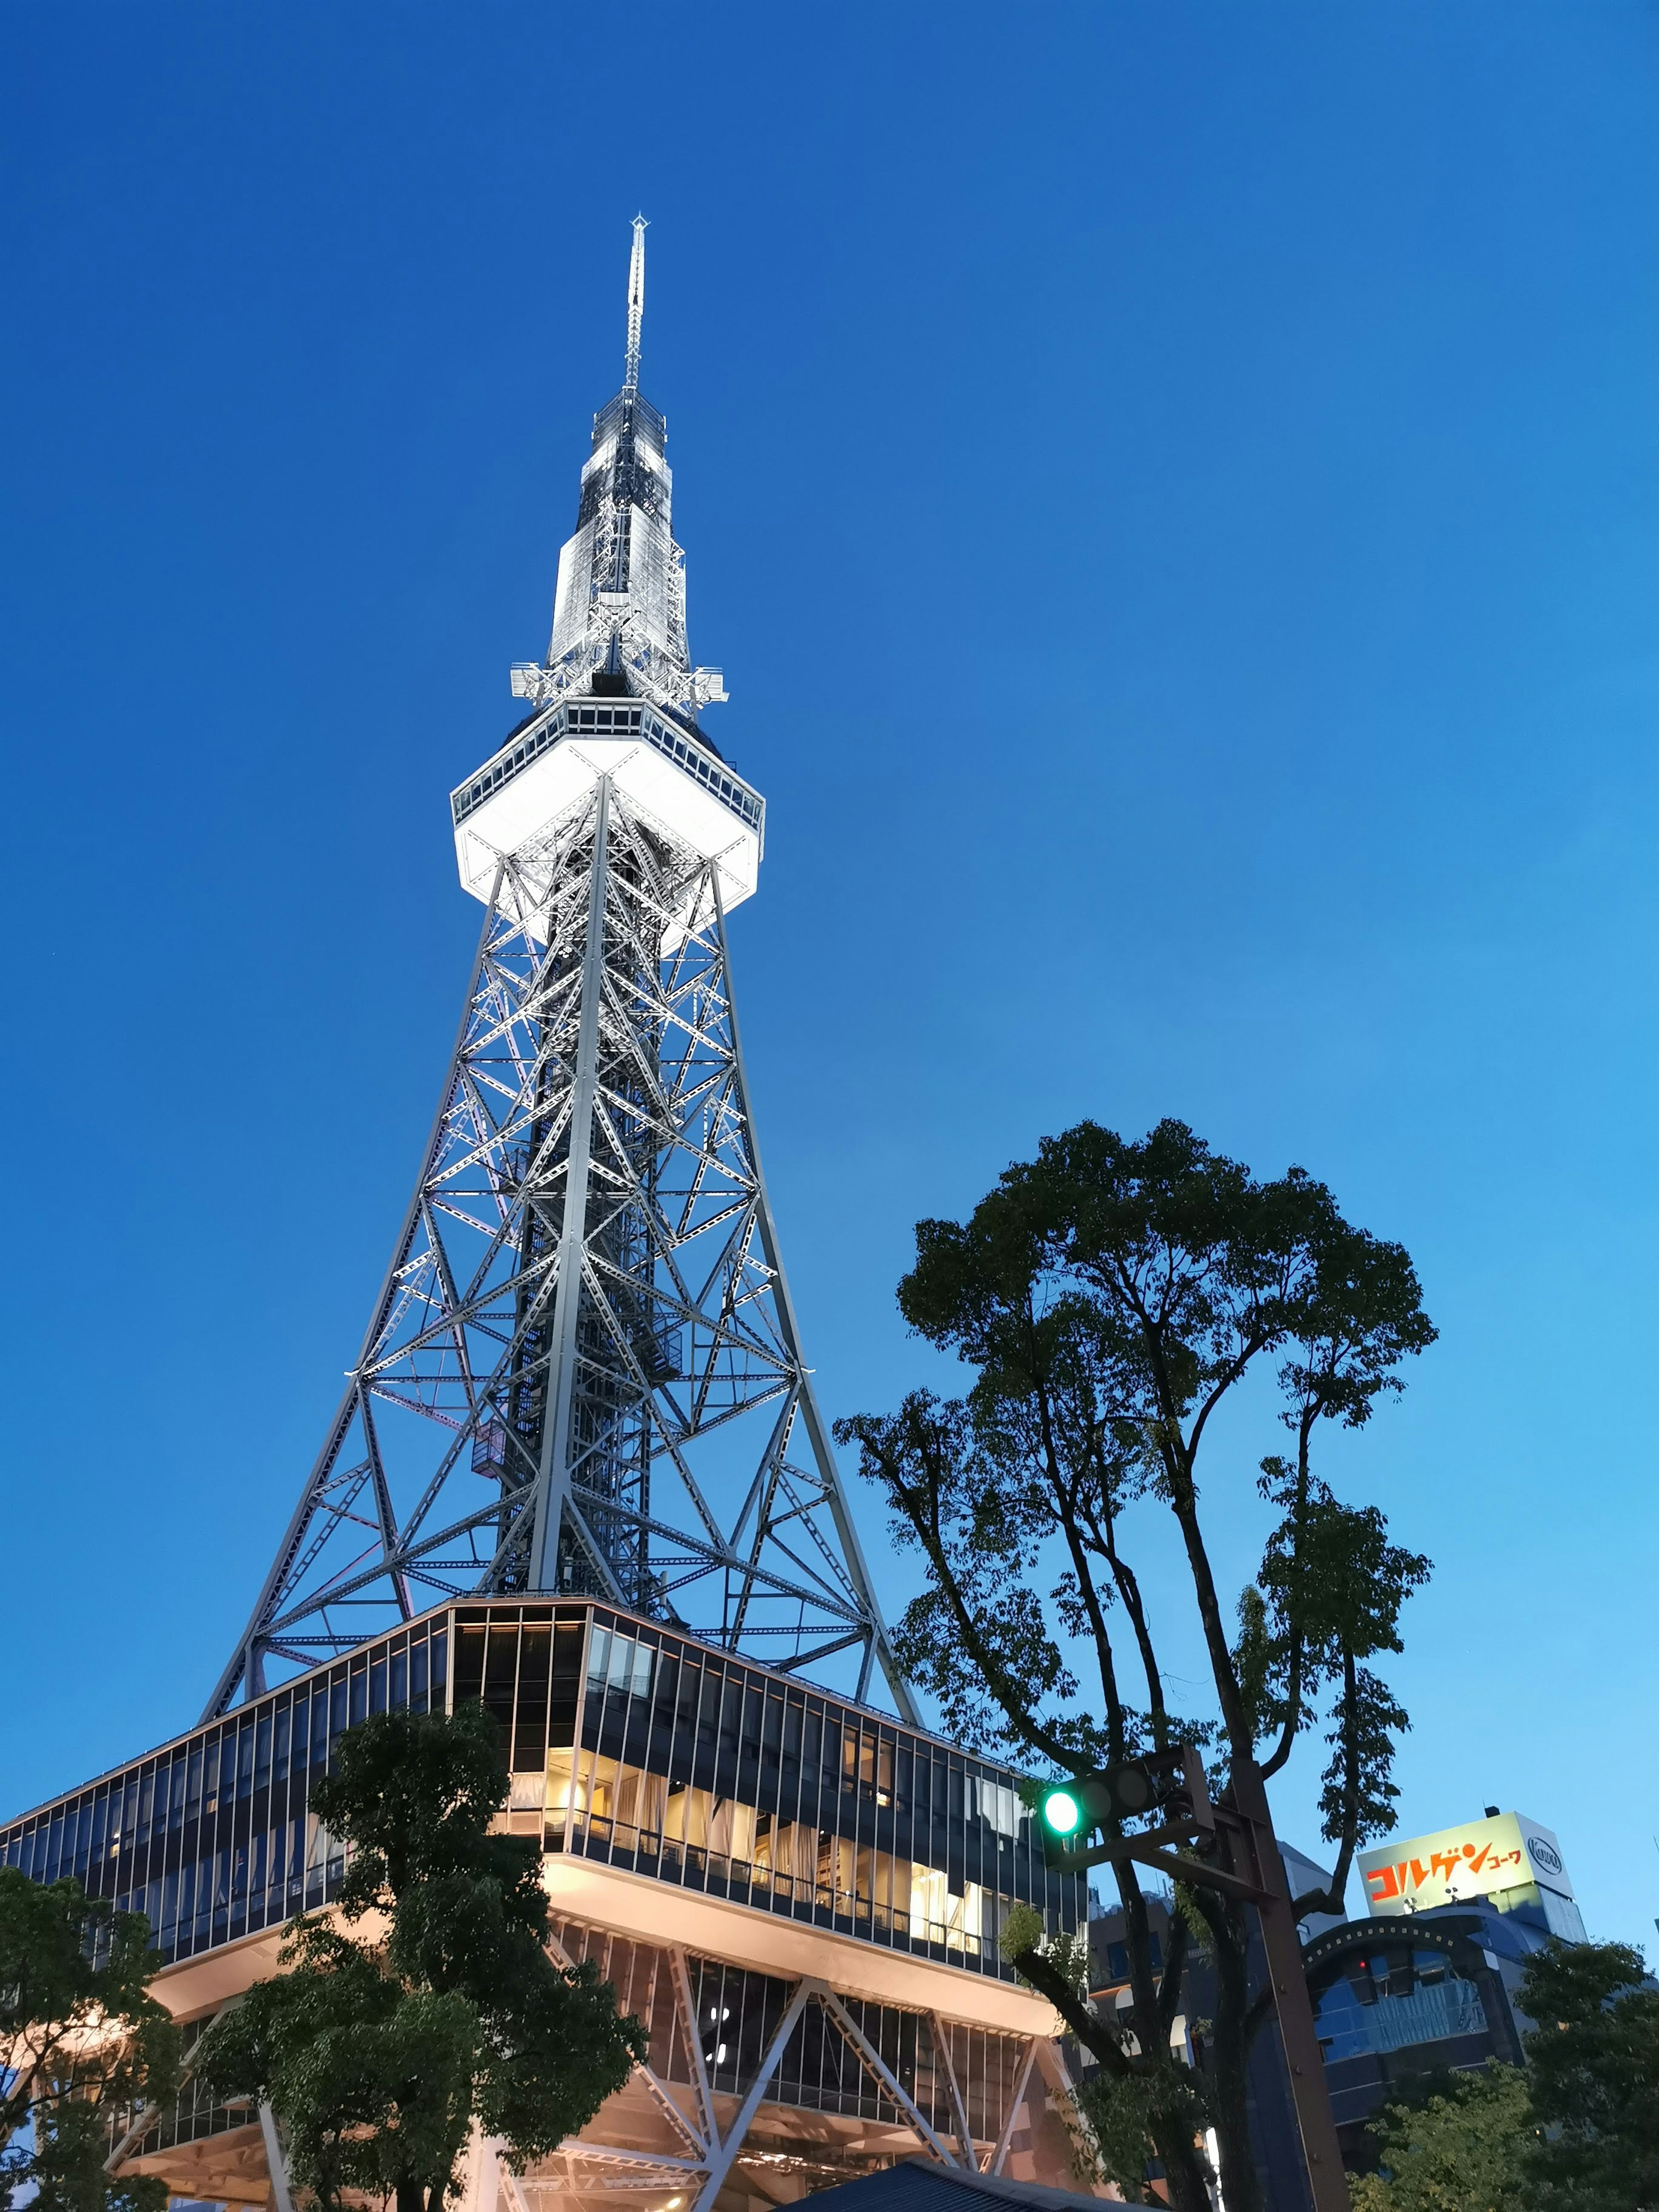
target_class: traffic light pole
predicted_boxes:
[1224,1759,1351,2212]
[1044,1754,1350,2212]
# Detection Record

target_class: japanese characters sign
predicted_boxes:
[1358,1812,1575,1918]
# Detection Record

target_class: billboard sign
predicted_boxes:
[1358,1811,1575,1918]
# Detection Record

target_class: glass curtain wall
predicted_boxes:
[1313,1944,1491,2061]
[456,1605,1077,1974]
[0,1621,448,1965]
[3,1600,1080,1980]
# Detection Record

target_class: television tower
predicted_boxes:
[207,221,914,1725]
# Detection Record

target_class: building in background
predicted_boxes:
[1084,1810,1584,2202]
[1305,1807,1581,2167]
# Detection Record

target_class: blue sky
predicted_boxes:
[4,3,1659,1950]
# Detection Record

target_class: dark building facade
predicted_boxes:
[1084,1846,1344,2212]
[1082,1853,1568,2197]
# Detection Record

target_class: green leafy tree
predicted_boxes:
[198,1703,645,2212]
[1516,1939,1659,2208]
[836,1118,1434,2212]
[0,1869,181,2212]
[1347,2066,1534,2212]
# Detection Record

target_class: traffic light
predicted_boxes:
[1035,1747,1212,1867]
[1036,1782,1091,1840]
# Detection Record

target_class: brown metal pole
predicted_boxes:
[1227,1758,1351,2212]
[1041,1747,1352,2209]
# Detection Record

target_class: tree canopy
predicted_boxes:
[1348,2067,1535,2212]
[836,1117,1435,2212]
[198,1702,644,2212]
[1345,1941,1659,2212]
[0,1869,180,2212]
[1517,1938,1659,2208]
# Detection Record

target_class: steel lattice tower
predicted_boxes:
[209,222,914,1725]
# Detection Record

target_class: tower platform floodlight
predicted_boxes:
[208,224,915,1726]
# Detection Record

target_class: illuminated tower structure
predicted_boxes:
[206,216,911,1725]
[1,228,1096,2212]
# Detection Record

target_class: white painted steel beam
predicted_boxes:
[687,1982,815,2212]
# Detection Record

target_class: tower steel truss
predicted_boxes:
[210,777,912,1721]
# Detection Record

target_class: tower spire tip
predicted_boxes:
[624,216,648,394]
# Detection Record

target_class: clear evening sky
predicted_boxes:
[3,6,1658,1948]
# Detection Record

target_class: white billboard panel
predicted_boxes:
[1358,1811,1575,1918]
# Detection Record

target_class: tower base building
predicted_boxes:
[4,1602,1086,2212]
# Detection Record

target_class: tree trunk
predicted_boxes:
[1209,2038,1259,2212]
[1149,2114,1216,2212]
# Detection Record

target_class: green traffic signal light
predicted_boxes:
[1039,1785,1086,1838]
[1036,1751,1213,1870]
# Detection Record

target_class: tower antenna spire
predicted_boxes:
[623,214,647,394]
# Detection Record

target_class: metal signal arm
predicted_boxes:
[1044,1746,1262,1899]
[1047,1753,1351,2212]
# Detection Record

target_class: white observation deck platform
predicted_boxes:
[451,695,764,928]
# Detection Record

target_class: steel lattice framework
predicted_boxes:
[209,776,912,1721]
[210,219,912,1723]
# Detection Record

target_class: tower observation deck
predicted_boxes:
[206,220,912,1728]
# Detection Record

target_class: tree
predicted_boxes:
[0,1869,180,2212]
[198,1703,645,2212]
[1515,1939,1659,2209]
[836,1117,1435,2212]
[1347,2066,1534,2212]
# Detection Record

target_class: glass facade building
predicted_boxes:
[1302,1906,1538,2171]
[1311,1939,1494,2068]
[0,1598,1082,1979]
